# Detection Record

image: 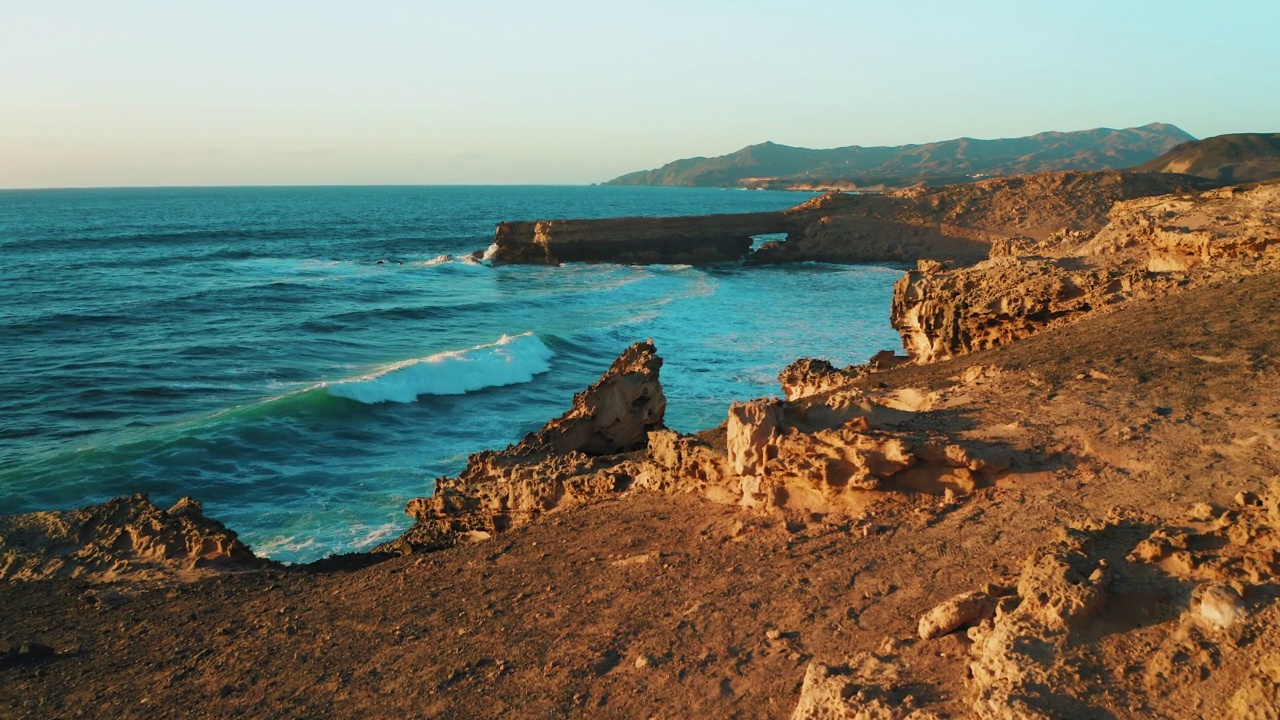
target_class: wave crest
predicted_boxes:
[324,332,554,404]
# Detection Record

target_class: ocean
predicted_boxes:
[0,185,904,562]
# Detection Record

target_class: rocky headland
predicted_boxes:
[488,212,789,265]
[487,170,1216,267]
[5,164,1280,718]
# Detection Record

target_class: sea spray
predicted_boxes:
[324,333,555,404]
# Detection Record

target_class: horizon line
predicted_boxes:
[0,182,681,193]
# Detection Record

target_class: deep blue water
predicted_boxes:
[0,186,904,561]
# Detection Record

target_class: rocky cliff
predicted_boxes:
[490,171,1215,267]
[379,339,1013,556]
[379,341,667,552]
[749,170,1216,265]
[488,212,788,265]
[890,182,1280,363]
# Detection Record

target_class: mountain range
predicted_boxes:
[606,123,1196,190]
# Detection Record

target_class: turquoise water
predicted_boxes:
[0,186,904,562]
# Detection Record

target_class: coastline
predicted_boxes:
[5,172,1280,718]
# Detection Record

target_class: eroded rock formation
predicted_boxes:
[750,171,1216,266]
[488,212,787,265]
[0,494,268,582]
[726,396,1005,514]
[489,170,1214,267]
[382,341,667,552]
[778,353,906,401]
[381,339,1017,554]
[892,182,1280,363]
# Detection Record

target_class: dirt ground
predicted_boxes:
[4,272,1280,719]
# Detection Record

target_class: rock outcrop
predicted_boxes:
[382,340,1018,554]
[488,212,788,265]
[892,182,1280,363]
[488,171,1216,267]
[777,353,906,401]
[791,656,940,720]
[724,396,1005,514]
[382,341,667,552]
[748,171,1216,266]
[0,494,269,582]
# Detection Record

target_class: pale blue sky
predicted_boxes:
[1,0,1277,188]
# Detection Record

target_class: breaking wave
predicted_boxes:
[323,332,554,404]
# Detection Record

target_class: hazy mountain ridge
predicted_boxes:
[1135,132,1280,183]
[607,123,1195,189]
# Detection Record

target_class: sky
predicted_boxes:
[1,0,1277,188]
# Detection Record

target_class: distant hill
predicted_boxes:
[605,123,1195,189]
[1134,133,1280,183]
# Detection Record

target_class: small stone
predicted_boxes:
[634,655,651,669]
[1235,491,1262,507]
[1193,584,1247,630]
[918,591,997,639]
[1188,502,1217,521]
[16,643,56,660]
[765,629,782,641]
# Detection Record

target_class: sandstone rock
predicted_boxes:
[383,342,666,553]
[0,494,269,582]
[1083,184,1280,263]
[791,659,939,720]
[966,538,1110,719]
[1129,481,1280,588]
[778,358,866,401]
[891,182,1280,364]
[1192,583,1248,630]
[753,171,1215,267]
[918,590,997,640]
[891,255,1156,364]
[727,400,783,478]
[502,339,666,459]
[636,429,736,503]
[489,212,786,265]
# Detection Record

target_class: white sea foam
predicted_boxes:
[481,243,500,262]
[251,535,319,559]
[324,332,554,404]
[348,521,404,550]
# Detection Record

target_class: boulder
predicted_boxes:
[918,590,997,640]
[0,494,270,582]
